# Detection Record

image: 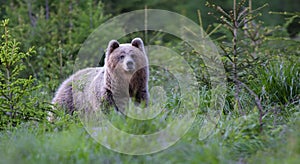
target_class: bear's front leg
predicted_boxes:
[133,89,149,108]
[100,89,119,113]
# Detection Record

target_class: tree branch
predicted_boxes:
[45,0,50,20]
[234,79,264,132]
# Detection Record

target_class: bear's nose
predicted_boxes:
[126,61,134,69]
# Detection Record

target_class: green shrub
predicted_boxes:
[0,19,46,129]
[4,0,108,93]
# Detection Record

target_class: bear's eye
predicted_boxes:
[131,54,136,58]
[119,55,125,60]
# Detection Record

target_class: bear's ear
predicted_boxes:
[131,38,146,54]
[106,40,119,56]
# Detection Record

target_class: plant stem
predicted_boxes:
[233,0,243,115]
[59,42,63,79]
[6,66,13,117]
[3,23,14,119]
[144,5,148,44]
[45,0,49,20]
[27,1,36,27]
[236,79,264,132]
[249,0,252,13]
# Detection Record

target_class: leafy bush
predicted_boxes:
[0,19,45,129]
[4,0,108,93]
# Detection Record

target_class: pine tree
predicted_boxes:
[0,19,43,129]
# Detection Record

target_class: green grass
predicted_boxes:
[257,60,300,105]
[247,112,300,164]
[0,107,299,164]
[0,59,299,163]
[0,120,231,164]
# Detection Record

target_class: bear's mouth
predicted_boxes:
[125,66,135,73]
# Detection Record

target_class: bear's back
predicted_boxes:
[72,67,105,110]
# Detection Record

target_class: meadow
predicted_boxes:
[0,0,299,163]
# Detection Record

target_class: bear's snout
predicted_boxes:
[126,60,134,68]
[125,59,135,71]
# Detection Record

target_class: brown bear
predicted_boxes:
[50,38,149,119]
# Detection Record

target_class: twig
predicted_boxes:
[27,1,36,27]
[233,0,244,116]
[235,79,264,132]
[45,0,50,20]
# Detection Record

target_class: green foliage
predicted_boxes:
[0,19,44,129]
[0,116,234,164]
[4,0,108,93]
[246,12,300,113]
[207,0,268,81]
[254,60,299,105]
[101,0,300,28]
[0,110,299,163]
[247,113,300,163]
[0,0,299,163]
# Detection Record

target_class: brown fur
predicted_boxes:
[51,38,149,118]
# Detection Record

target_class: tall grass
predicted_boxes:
[0,120,235,164]
[250,60,299,105]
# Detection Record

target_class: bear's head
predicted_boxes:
[105,38,148,76]
[104,38,149,110]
